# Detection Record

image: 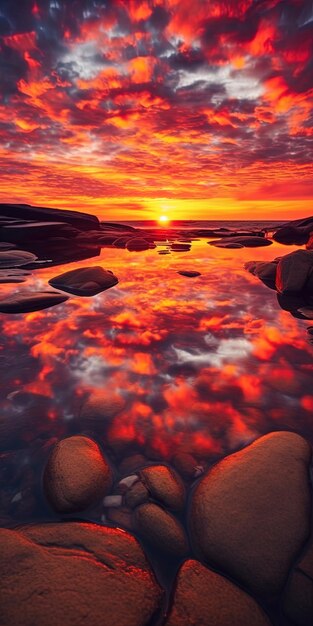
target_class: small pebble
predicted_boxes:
[103,495,123,508]
[118,475,139,493]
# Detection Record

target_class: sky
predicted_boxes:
[0,0,312,221]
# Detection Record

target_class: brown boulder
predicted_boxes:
[134,503,188,559]
[276,250,313,294]
[43,436,112,513]
[166,560,273,626]
[0,522,163,626]
[79,390,126,429]
[283,537,313,625]
[140,465,185,511]
[49,266,118,296]
[189,432,312,603]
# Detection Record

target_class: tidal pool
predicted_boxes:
[0,238,312,528]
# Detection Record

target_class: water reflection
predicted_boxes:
[0,240,313,522]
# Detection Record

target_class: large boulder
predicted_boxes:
[275,250,313,294]
[140,465,185,511]
[0,203,99,231]
[0,522,163,626]
[49,266,118,296]
[43,436,113,513]
[273,216,313,245]
[165,560,273,626]
[189,432,312,603]
[0,290,68,313]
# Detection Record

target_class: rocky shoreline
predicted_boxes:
[0,430,312,626]
[1,204,313,624]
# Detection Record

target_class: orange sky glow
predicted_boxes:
[0,0,312,220]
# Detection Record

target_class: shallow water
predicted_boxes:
[0,237,313,528]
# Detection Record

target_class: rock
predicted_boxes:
[140,465,185,511]
[282,538,313,626]
[43,436,113,513]
[79,390,126,429]
[245,261,278,287]
[306,233,313,250]
[49,266,118,296]
[125,481,149,509]
[118,475,139,493]
[119,455,148,475]
[165,560,273,626]
[298,307,313,318]
[0,290,69,313]
[276,250,313,294]
[0,522,163,626]
[0,249,37,268]
[126,238,151,251]
[171,243,191,252]
[273,225,311,245]
[0,269,30,283]
[106,507,134,531]
[189,432,312,603]
[0,203,99,231]
[103,495,123,508]
[0,242,16,249]
[134,503,188,558]
[171,452,198,480]
[178,271,201,277]
[211,242,244,249]
[1,222,80,243]
[210,236,272,248]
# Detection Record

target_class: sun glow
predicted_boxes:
[159,215,169,224]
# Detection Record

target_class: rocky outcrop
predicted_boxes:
[189,432,312,604]
[0,290,69,313]
[273,216,313,245]
[0,203,99,231]
[49,266,118,296]
[43,436,113,513]
[0,249,37,268]
[0,522,163,626]
[166,560,273,626]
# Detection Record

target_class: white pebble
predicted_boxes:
[103,495,123,508]
[194,465,205,478]
[118,474,139,490]
[11,492,22,503]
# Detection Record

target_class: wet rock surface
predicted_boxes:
[0,249,38,268]
[189,432,312,603]
[49,266,118,296]
[166,559,273,626]
[275,250,313,294]
[134,503,189,558]
[0,290,69,313]
[140,465,185,511]
[282,537,313,626]
[79,390,126,429]
[0,521,163,626]
[44,436,113,513]
[210,236,272,248]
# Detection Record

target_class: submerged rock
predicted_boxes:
[126,238,151,251]
[189,432,312,603]
[140,465,185,511]
[0,249,37,268]
[0,290,68,313]
[49,266,118,296]
[166,560,273,626]
[44,436,113,513]
[178,271,201,277]
[0,269,31,284]
[0,522,163,626]
[79,390,126,429]
[134,503,188,559]
[210,236,272,248]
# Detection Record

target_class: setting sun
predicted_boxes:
[159,215,169,224]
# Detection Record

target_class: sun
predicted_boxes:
[159,215,169,224]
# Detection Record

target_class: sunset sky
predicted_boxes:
[0,0,312,220]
